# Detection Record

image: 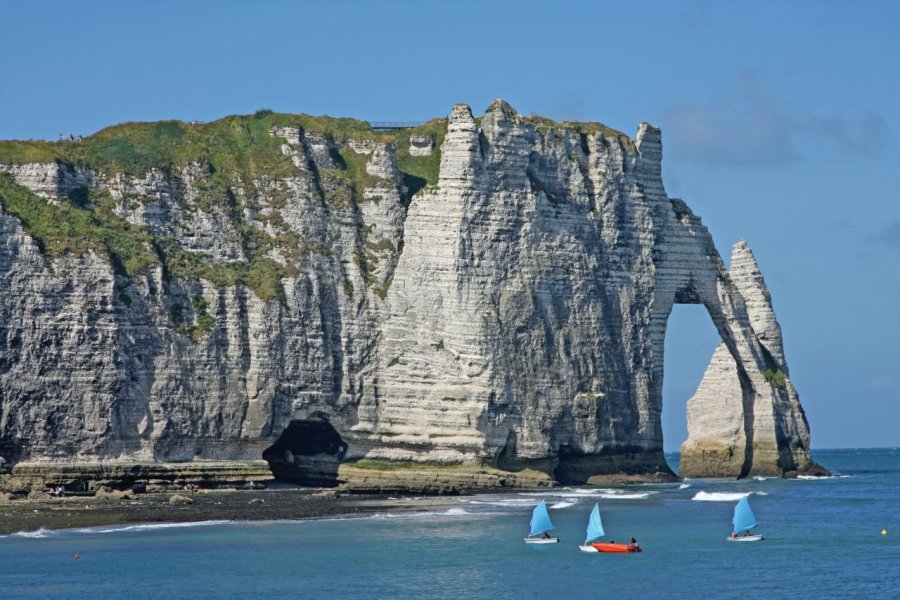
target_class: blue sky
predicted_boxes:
[2,0,898,450]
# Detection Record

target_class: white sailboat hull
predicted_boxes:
[579,544,599,553]
[727,534,763,542]
[524,537,559,544]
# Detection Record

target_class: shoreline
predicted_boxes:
[0,486,465,536]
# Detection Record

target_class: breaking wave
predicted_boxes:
[549,501,578,509]
[519,488,654,500]
[692,491,753,502]
[71,520,234,535]
[469,498,537,508]
[443,508,472,516]
[9,527,56,539]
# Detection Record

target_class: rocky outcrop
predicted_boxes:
[680,241,825,477]
[0,101,824,487]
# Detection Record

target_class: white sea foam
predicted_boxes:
[519,488,603,498]
[600,492,653,499]
[11,527,56,538]
[678,484,691,489]
[443,508,472,516]
[796,475,851,480]
[469,498,537,508]
[70,520,233,535]
[549,501,578,509]
[348,508,498,521]
[519,487,654,500]
[692,491,752,502]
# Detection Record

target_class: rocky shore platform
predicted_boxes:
[0,487,464,536]
[0,459,681,534]
[0,460,564,499]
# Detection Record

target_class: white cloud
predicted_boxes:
[868,375,895,392]
[663,73,890,166]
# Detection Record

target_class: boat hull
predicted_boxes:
[525,537,559,544]
[579,544,599,553]
[591,542,641,553]
[727,534,763,542]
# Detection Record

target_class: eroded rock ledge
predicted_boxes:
[0,100,825,491]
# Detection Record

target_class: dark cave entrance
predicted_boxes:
[262,419,348,486]
[661,304,721,470]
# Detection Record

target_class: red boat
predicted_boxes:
[591,542,642,553]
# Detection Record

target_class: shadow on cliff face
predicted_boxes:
[262,420,347,487]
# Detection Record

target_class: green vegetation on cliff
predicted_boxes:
[0,173,157,276]
[0,174,293,305]
[0,113,365,178]
[0,108,631,311]
[395,119,447,195]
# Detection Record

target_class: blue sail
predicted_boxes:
[530,500,555,535]
[585,503,605,543]
[733,497,758,533]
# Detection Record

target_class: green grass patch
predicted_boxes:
[763,368,787,388]
[522,115,633,148]
[395,119,447,197]
[335,146,393,205]
[0,174,297,308]
[176,295,216,341]
[0,173,158,277]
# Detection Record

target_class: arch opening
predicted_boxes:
[661,304,722,472]
[263,419,347,486]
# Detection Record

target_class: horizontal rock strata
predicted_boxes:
[0,101,824,489]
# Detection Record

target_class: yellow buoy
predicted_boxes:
[882,529,888,535]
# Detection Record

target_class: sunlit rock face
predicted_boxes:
[0,100,823,483]
[680,241,825,478]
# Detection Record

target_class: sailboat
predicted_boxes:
[579,502,642,553]
[727,496,764,542]
[524,500,559,543]
[578,503,605,552]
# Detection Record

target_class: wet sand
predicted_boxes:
[0,487,461,535]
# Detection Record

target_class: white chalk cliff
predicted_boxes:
[0,100,824,483]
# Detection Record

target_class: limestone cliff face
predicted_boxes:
[0,101,823,482]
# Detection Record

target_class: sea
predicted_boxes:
[1,448,898,599]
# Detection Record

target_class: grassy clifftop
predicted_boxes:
[0,111,447,181]
[0,108,629,310]
[0,112,451,303]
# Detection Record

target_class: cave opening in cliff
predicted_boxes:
[262,419,348,486]
[661,305,722,463]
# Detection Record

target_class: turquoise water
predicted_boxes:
[2,449,898,599]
